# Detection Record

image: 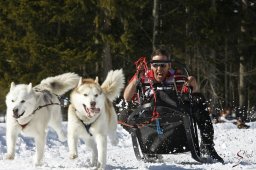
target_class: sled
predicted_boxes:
[118,61,210,163]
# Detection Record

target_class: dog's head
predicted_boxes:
[6,82,37,119]
[71,77,104,118]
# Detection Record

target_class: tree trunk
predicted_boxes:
[102,42,112,79]
[237,0,248,121]
[239,56,246,108]
[185,6,190,66]
[152,0,159,50]
[224,37,228,107]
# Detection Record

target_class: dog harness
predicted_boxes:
[79,120,93,136]
[80,116,101,136]
[16,90,61,130]
[75,110,101,137]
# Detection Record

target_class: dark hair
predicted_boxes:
[151,47,171,60]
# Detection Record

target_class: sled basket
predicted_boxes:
[117,60,210,163]
[122,89,209,163]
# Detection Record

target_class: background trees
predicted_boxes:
[0,0,255,118]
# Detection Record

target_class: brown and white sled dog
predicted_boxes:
[5,73,80,165]
[68,69,125,169]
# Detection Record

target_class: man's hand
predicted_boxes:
[136,63,146,79]
[186,76,199,93]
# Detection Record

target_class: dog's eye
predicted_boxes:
[21,100,25,103]
[11,100,14,102]
[84,94,88,97]
[95,94,98,97]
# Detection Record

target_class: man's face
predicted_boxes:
[151,55,170,82]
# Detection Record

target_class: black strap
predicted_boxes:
[149,60,171,63]
[80,115,101,137]
[81,121,93,136]
[32,102,60,115]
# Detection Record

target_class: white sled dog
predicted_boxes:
[68,69,125,169]
[5,73,80,165]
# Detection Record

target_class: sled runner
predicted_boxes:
[118,58,210,163]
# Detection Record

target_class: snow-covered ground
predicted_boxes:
[0,122,255,170]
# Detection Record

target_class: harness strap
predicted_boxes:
[137,58,160,121]
[20,122,29,130]
[16,89,62,129]
[16,102,61,129]
[81,121,93,136]
[31,102,60,115]
[80,114,101,137]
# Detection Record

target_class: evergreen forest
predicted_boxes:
[0,0,256,119]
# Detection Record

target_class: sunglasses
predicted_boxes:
[152,63,168,68]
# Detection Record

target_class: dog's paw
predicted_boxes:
[58,132,67,142]
[34,162,43,167]
[5,154,14,160]
[69,154,78,159]
[89,158,98,167]
[33,156,43,166]
[92,167,104,170]
[33,160,43,166]
[96,162,105,170]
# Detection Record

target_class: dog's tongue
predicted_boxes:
[84,108,100,118]
[83,104,100,117]
[90,108,100,113]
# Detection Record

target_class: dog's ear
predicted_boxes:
[10,82,15,91]
[95,76,99,84]
[78,77,83,87]
[27,83,32,92]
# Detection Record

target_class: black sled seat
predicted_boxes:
[125,89,209,163]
